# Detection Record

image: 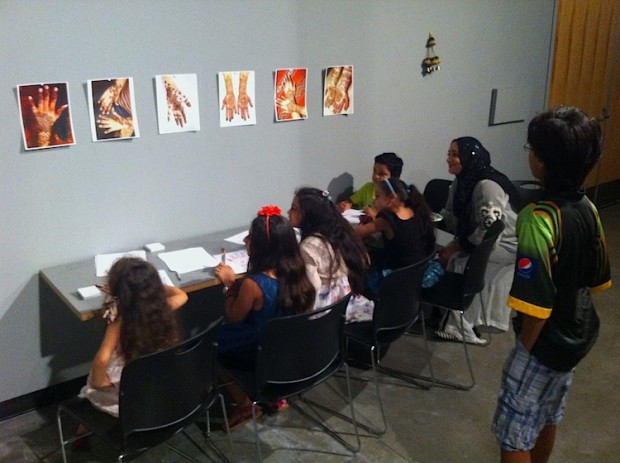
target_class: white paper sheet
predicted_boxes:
[214,249,249,274]
[158,247,219,274]
[342,208,364,224]
[158,270,174,286]
[224,230,248,245]
[95,250,147,277]
[435,228,454,248]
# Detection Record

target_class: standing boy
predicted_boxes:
[492,106,612,463]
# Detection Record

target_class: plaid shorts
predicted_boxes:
[492,340,574,452]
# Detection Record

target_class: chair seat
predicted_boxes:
[230,356,343,403]
[60,397,124,447]
[421,272,465,311]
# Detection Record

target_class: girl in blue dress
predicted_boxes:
[214,205,315,430]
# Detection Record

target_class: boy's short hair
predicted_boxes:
[374,152,403,178]
[527,106,601,192]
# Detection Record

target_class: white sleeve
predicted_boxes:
[467,179,511,246]
[300,238,324,291]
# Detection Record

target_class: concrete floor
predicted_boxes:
[1,203,618,463]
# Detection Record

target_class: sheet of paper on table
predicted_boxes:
[214,249,249,274]
[158,247,220,274]
[342,208,364,225]
[95,250,147,277]
[435,228,454,248]
[224,230,249,245]
[158,269,174,287]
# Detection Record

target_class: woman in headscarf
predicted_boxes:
[436,137,522,344]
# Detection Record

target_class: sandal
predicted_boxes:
[225,403,263,432]
[264,399,289,415]
[435,328,488,346]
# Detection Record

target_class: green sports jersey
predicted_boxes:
[508,192,611,371]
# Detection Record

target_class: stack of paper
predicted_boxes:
[95,250,147,277]
[158,247,219,274]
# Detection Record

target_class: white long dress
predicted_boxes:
[79,349,125,417]
[440,179,518,339]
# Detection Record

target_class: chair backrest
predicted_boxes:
[461,220,505,306]
[373,255,432,345]
[512,180,543,210]
[423,179,452,213]
[256,294,351,388]
[118,316,223,451]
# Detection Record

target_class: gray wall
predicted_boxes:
[0,0,555,403]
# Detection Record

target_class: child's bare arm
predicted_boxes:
[164,285,188,310]
[519,314,547,351]
[90,321,121,389]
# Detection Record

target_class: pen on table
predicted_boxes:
[221,247,226,265]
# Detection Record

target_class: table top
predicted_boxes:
[40,226,247,321]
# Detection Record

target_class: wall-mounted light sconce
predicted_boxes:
[422,32,441,76]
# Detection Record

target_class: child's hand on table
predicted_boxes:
[214,264,235,288]
[337,199,353,213]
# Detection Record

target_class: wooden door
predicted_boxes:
[548,0,620,193]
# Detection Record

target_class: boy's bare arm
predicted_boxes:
[519,314,547,351]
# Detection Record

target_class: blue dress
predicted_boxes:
[217,273,280,370]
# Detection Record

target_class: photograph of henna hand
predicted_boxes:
[275,68,307,121]
[87,77,139,141]
[323,65,354,116]
[156,74,200,134]
[218,71,256,127]
[18,83,75,150]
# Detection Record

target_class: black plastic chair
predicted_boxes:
[419,220,505,390]
[342,255,433,435]
[57,317,233,463]
[512,179,543,210]
[423,179,452,213]
[227,294,359,462]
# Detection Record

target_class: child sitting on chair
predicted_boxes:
[81,257,188,417]
[337,152,404,221]
[355,178,435,297]
[214,206,315,431]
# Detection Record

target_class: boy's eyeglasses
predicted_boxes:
[523,143,532,152]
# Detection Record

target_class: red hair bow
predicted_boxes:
[257,205,282,217]
[257,205,281,240]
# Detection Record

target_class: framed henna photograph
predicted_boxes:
[155,74,200,134]
[17,82,76,151]
[218,71,256,128]
[323,65,354,116]
[274,68,307,121]
[87,77,140,142]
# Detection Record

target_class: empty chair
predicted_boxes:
[512,179,544,210]
[419,220,505,390]
[343,255,433,435]
[226,294,359,462]
[423,178,452,213]
[57,318,233,463]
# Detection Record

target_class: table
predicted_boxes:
[40,226,247,321]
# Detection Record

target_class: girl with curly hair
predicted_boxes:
[80,257,188,417]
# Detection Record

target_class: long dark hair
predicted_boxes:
[296,187,368,294]
[247,213,315,314]
[107,257,181,362]
[378,178,436,256]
